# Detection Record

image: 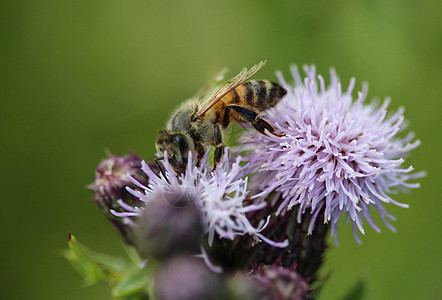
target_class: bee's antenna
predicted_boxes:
[155,157,170,184]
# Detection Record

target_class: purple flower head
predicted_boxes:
[114,149,288,250]
[241,65,423,243]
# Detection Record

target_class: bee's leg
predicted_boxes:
[194,142,205,167]
[155,157,170,184]
[227,105,279,136]
[213,124,224,171]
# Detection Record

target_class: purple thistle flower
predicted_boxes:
[114,149,288,250]
[241,65,424,243]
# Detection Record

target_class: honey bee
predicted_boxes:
[155,61,287,173]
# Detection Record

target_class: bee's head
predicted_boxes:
[155,131,193,173]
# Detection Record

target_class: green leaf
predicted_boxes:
[63,234,156,299]
[62,235,133,285]
[118,293,150,300]
[340,278,367,300]
[309,272,331,299]
[62,234,129,286]
[310,281,326,299]
[112,263,152,298]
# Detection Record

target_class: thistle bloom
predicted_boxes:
[241,65,423,243]
[113,149,288,250]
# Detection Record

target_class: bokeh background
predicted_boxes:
[1,0,441,299]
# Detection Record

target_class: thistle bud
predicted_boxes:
[88,151,153,245]
[209,205,328,282]
[250,206,328,281]
[246,265,312,300]
[135,193,204,260]
[155,256,224,300]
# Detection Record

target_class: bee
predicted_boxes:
[155,61,287,174]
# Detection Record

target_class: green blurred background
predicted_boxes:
[1,0,441,299]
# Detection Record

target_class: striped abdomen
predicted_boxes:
[214,80,287,126]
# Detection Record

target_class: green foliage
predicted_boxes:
[63,234,154,299]
[340,279,367,300]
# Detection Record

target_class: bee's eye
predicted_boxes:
[172,134,190,154]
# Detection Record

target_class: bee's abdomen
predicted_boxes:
[227,80,287,111]
[213,80,287,128]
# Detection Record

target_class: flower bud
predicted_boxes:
[155,256,224,300]
[246,265,312,300]
[210,205,328,282]
[249,206,328,281]
[88,151,153,245]
[135,193,204,260]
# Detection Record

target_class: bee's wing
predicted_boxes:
[193,61,266,120]
[193,67,229,100]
